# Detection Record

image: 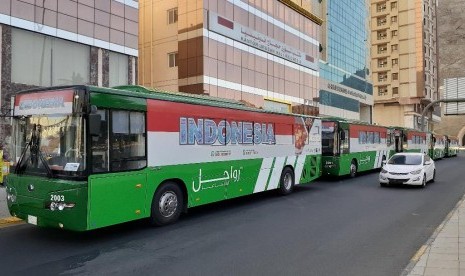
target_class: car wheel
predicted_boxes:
[431,169,436,183]
[150,182,184,226]
[350,161,357,178]
[421,174,427,188]
[278,167,294,195]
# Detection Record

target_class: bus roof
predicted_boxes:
[16,85,320,119]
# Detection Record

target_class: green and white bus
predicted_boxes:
[429,133,446,160]
[5,85,322,231]
[445,136,459,157]
[389,127,429,156]
[321,119,390,177]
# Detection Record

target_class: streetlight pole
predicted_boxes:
[421,98,465,131]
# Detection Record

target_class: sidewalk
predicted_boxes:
[0,185,10,218]
[404,195,465,276]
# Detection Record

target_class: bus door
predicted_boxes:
[87,109,148,229]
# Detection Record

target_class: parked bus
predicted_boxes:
[445,135,459,157]
[322,119,390,177]
[388,127,429,155]
[430,133,446,160]
[5,85,322,231]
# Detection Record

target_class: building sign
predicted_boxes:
[14,90,74,116]
[320,79,373,105]
[263,99,291,113]
[208,12,318,71]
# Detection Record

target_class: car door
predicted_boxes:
[423,154,433,180]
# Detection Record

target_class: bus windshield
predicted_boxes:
[322,122,337,156]
[12,114,86,177]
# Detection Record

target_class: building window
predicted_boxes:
[378,72,387,82]
[377,31,387,40]
[391,2,397,10]
[391,44,398,52]
[392,73,398,80]
[392,87,399,95]
[391,30,398,37]
[168,52,178,67]
[11,28,90,86]
[391,16,397,23]
[167,8,178,24]
[377,17,387,26]
[109,52,129,87]
[378,58,387,68]
[377,45,387,54]
[377,3,386,12]
[392,58,398,66]
[378,86,388,96]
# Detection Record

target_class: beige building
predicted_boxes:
[371,0,439,130]
[139,0,323,115]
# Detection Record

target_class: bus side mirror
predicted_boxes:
[89,113,101,136]
[340,131,346,140]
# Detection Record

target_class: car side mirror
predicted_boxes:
[382,160,387,165]
[424,161,432,165]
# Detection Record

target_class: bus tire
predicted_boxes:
[150,182,184,226]
[349,160,357,178]
[278,167,294,195]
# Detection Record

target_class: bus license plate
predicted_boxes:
[27,215,37,225]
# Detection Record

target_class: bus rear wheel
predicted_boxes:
[278,167,295,195]
[349,161,357,178]
[150,182,184,226]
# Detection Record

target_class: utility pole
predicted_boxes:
[421,98,465,131]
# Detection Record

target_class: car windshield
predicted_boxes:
[388,155,422,165]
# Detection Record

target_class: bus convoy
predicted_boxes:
[3,85,460,231]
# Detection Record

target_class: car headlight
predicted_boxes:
[410,169,422,175]
[381,169,388,174]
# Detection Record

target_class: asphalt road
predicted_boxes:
[1,154,465,276]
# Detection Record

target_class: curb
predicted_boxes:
[0,217,24,228]
[400,194,465,275]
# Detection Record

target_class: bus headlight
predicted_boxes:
[6,187,16,203]
[49,202,75,211]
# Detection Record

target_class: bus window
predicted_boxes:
[110,110,147,172]
[341,130,349,154]
[91,109,109,173]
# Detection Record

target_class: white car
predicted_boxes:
[379,152,436,188]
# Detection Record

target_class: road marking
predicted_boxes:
[410,245,427,262]
[0,217,24,228]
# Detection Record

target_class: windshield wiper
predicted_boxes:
[15,124,53,177]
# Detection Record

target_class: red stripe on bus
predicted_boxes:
[407,131,427,140]
[349,124,388,138]
[147,99,297,135]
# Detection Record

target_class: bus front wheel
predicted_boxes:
[150,182,184,226]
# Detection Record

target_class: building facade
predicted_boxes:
[0,0,139,142]
[319,0,373,122]
[139,0,322,115]
[371,0,439,129]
